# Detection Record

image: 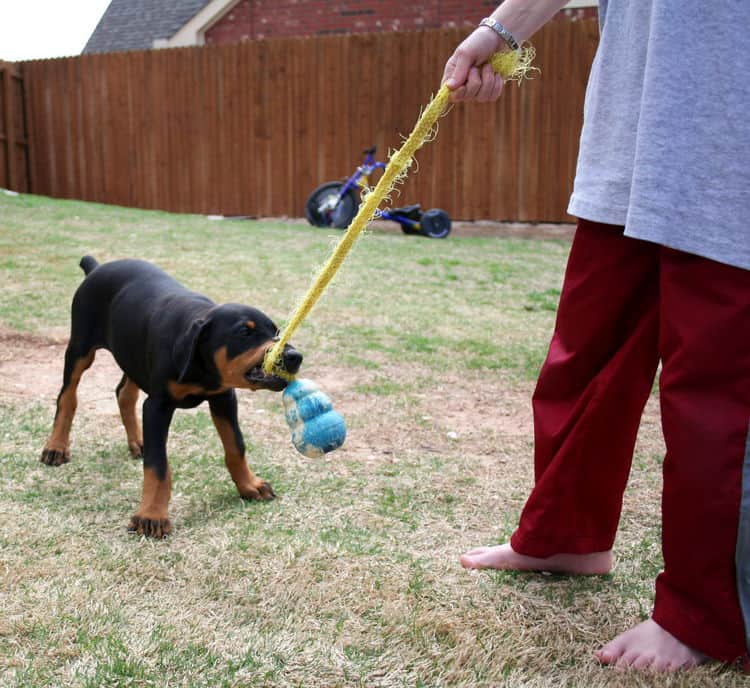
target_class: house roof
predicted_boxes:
[83,0,212,54]
[82,0,599,54]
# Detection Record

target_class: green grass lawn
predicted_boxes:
[0,192,740,687]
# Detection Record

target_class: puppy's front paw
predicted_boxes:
[239,479,276,501]
[40,447,70,466]
[128,440,144,459]
[128,514,171,539]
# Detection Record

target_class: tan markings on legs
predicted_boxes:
[136,466,171,519]
[128,466,172,538]
[211,413,275,500]
[42,350,96,465]
[117,377,143,457]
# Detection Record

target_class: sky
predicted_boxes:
[0,0,111,61]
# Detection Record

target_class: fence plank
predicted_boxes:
[0,62,9,189]
[0,61,31,192]
[2,61,18,190]
[19,23,598,222]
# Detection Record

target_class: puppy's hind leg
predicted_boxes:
[41,344,96,466]
[116,374,143,458]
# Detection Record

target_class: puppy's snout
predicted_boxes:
[283,347,303,374]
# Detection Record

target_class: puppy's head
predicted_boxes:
[174,304,302,392]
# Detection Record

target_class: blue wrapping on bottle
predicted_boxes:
[282,379,346,458]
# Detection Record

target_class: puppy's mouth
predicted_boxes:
[244,365,289,392]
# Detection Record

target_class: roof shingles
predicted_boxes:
[83,0,211,53]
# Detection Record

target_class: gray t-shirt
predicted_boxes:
[568,0,750,270]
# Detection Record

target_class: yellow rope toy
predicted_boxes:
[264,47,536,379]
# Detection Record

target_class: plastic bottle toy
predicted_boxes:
[282,379,346,458]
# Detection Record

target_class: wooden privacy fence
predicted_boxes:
[0,61,30,192]
[20,22,598,222]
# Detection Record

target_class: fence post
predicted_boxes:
[0,60,30,193]
[1,61,17,189]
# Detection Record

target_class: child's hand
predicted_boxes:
[442,28,507,103]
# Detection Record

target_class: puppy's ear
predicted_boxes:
[173,317,211,382]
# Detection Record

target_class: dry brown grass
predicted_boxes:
[1,356,742,687]
[0,193,746,687]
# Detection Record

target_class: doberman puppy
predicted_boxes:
[41,256,302,538]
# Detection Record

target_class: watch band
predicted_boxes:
[479,17,520,51]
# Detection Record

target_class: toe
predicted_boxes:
[631,653,657,670]
[614,650,640,670]
[258,481,276,500]
[41,448,70,466]
[459,551,492,569]
[462,547,491,559]
[128,515,171,539]
[458,547,490,569]
[240,480,276,501]
[463,547,491,556]
[595,643,624,666]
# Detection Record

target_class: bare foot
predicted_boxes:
[595,619,708,671]
[459,543,613,575]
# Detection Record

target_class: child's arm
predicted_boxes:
[443,0,569,102]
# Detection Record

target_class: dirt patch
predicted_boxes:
[2,327,664,480]
[0,326,124,413]
[0,325,532,463]
[426,378,533,439]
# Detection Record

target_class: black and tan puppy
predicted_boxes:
[41,256,302,538]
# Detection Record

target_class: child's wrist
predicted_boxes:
[478,17,520,51]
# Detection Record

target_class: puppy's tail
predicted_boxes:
[79,255,99,276]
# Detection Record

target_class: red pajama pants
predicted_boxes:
[509,218,750,663]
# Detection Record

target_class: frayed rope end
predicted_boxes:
[490,45,539,83]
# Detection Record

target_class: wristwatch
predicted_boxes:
[479,17,520,51]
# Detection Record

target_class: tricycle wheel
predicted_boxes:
[305,182,358,228]
[400,224,421,235]
[420,209,451,238]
